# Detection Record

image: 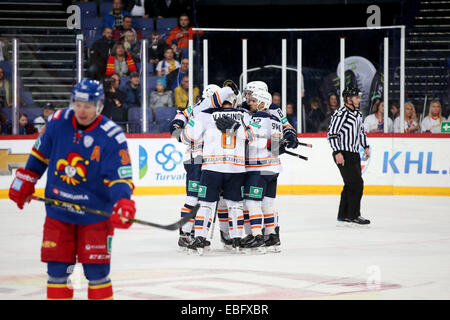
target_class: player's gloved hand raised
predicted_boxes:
[110,199,136,229]
[216,115,241,134]
[9,168,40,210]
[169,118,185,138]
[223,80,239,95]
[283,130,299,149]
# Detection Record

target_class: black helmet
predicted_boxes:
[342,87,361,100]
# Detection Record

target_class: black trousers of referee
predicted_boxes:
[333,151,364,220]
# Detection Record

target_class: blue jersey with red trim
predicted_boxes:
[25,108,134,225]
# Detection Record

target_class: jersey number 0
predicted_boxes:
[221,132,236,149]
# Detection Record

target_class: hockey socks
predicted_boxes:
[88,279,113,300]
[244,200,263,236]
[217,198,230,236]
[226,200,244,239]
[262,197,276,235]
[194,201,215,238]
[180,196,198,234]
[47,279,74,300]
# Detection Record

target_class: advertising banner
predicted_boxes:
[1,135,449,196]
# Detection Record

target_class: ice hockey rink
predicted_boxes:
[0,194,449,300]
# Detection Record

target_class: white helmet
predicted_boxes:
[202,84,220,99]
[223,91,243,108]
[251,90,272,111]
[244,81,268,94]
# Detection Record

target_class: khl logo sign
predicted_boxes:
[155,144,182,172]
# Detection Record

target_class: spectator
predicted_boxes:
[18,113,37,135]
[389,101,400,121]
[123,0,153,18]
[150,77,173,108]
[174,75,199,108]
[33,103,55,133]
[165,13,202,49]
[155,47,180,77]
[394,101,420,133]
[0,38,11,61]
[0,111,10,134]
[123,30,141,63]
[166,57,188,92]
[271,92,281,108]
[363,100,393,133]
[148,31,169,74]
[88,27,115,81]
[421,100,445,133]
[103,0,132,30]
[170,40,182,62]
[124,71,142,107]
[112,15,144,42]
[318,92,339,131]
[0,66,12,108]
[102,74,129,124]
[154,0,193,18]
[305,97,325,133]
[286,102,297,130]
[105,43,138,76]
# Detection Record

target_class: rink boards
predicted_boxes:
[0,133,449,197]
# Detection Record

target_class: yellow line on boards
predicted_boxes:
[0,186,448,199]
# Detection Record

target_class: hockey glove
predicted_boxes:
[283,129,299,149]
[169,118,185,137]
[216,115,241,134]
[223,80,239,95]
[9,168,40,210]
[111,198,136,229]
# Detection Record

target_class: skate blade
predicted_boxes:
[222,244,233,250]
[266,245,281,253]
[231,247,242,254]
[336,221,352,227]
[351,223,371,229]
[177,246,189,253]
[242,246,267,254]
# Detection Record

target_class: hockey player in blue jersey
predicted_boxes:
[8,79,136,300]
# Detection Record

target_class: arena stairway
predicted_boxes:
[0,0,79,108]
[390,0,450,115]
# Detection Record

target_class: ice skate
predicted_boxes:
[265,233,281,253]
[187,236,206,256]
[336,217,352,227]
[242,234,266,254]
[350,216,371,227]
[231,238,242,254]
[220,230,233,250]
[177,232,191,253]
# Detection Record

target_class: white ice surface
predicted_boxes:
[0,195,449,300]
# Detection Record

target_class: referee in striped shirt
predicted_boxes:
[327,87,371,225]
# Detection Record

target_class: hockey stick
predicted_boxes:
[208,201,219,240]
[30,195,199,231]
[283,150,308,161]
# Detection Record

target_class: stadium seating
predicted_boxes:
[154,107,177,133]
[136,62,154,75]
[77,2,97,17]
[134,18,154,39]
[81,16,104,48]
[99,2,113,17]
[128,107,155,133]
[145,75,159,92]
[156,18,178,38]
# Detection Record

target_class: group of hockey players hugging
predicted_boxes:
[169,79,301,255]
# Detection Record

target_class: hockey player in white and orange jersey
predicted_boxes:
[169,84,235,251]
[241,90,284,253]
[179,80,253,254]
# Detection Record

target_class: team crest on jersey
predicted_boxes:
[55,152,90,186]
[83,135,94,148]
